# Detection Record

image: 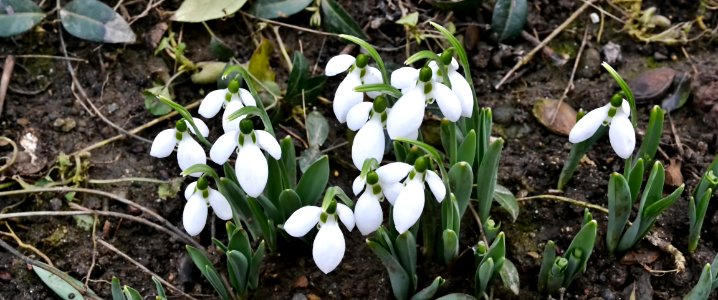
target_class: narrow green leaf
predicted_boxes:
[227,251,249,294]
[449,162,473,217]
[633,106,664,166]
[285,52,326,105]
[266,158,287,206]
[563,220,597,285]
[458,130,477,166]
[279,189,303,220]
[226,103,274,135]
[280,136,297,186]
[627,158,645,202]
[172,0,246,22]
[411,276,445,300]
[33,264,93,300]
[602,63,637,127]
[320,0,366,38]
[180,164,219,180]
[228,228,252,258]
[491,0,527,42]
[683,264,712,300]
[60,0,136,43]
[537,241,556,293]
[476,257,495,297]
[558,126,607,190]
[436,293,478,300]
[493,184,519,222]
[354,83,402,99]
[367,240,411,300]
[689,188,714,253]
[296,155,329,206]
[151,276,167,300]
[248,240,266,290]
[217,177,262,239]
[499,259,520,295]
[212,237,228,253]
[111,277,124,300]
[395,232,418,291]
[0,0,44,37]
[122,286,142,300]
[430,21,476,106]
[404,50,442,65]
[204,265,231,300]
[442,229,459,265]
[248,0,313,19]
[477,138,504,222]
[694,155,718,201]
[247,197,276,250]
[607,173,632,254]
[339,34,389,84]
[476,108,493,166]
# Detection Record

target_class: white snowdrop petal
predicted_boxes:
[355,192,383,235]
[390,67,419,90]
[325,54,356,76]
[352,118,385,170]
[177,137,207,177]
[209,131,239,165]
[393,179,425,234]
[198,89,227,118]
[450,57,459,70]
[235,144,268,197]
[346,102,374,131]
[222,100,245,133]
[387,88,426,139]
[335,203,355,231]
[186,118,210,137]
[568,104,610,144]
[238,88,257,107]
[150,129,177,158]
[284,206,322,237]
[208,189,233,220]
[183,194,208,236]
[184,181,197,200]
[376,162,413,183]
[352,176,366,196]
[609,112,636,159]
[449,71,474,118]
[432,82,462,122]
[255,130,282,160]
[313,220,345,274]
[425,171,446,203]
[333,74,364,123]
[364,67,383,99]
[382,181,404,205]
[620,99,630,116]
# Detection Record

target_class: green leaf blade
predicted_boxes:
[0,0,44,37]
[172,0,247,22]
[491,0,528,42]
[60,0,136,43]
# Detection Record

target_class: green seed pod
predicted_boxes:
[228,79,240,94]
[239,119,254,134]
[175,120,188,132]
[414,157,428,173]
[356,54,369,68]
[419,67,433,82]
[373,96,387,113]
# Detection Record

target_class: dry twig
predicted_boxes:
[0,55,14,117]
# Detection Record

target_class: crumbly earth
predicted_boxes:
[1,0,717,299]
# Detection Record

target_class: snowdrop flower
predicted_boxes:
[428,51,474,118]
[197,79,257,132]
[351,171,388,235]
[346,96,389,169]
[284,200,355,273]
[374,158,446,234]
[150,119,209,177]
[387,66,462,140]
[568,96,635,159]
[182,177,233,236]
[209,119,281,197]
[325,54,382,123]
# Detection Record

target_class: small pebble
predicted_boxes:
[293,275,309,288]
[16,118,29,126]
[49,198,63,211]
[0,270,11,282]
[52,118,77,132]
[602,42,622,64]
[307,293,321,300]
[291,294,308,300]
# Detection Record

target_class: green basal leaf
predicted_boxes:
[321,0,366,39]
[694,155,718,201]
[449,162,473,217]
[210,36,235,60]
[266,158,287,205]
[683,264,712,300]
[203,265,231,300]
[640,161,666,212]
[354,83,402,99]
[33,263,98,300]
[248,0,313,19]
[227,251,249,294]
[0,0,44,37]
[228,228,252,258]
[60,0,136,43]
[477,138,504,222]
[339,34,389,84]
[476,108,493,166]
[690,187,714,253]
[111,277,124,300]
[213,236,229,253]
[440,120,458,165]
[248,240,265,290]
[256,195,283,226]
[280,136,298,186]
[172,0,246,22]
[563,220,597,285]
[367,240,411,300]
[218,177,262,239]
[395,231,418,291]
[152,276,167,300]
[557,126,607,190]
[491,0,527,42]
[247,197,276,251]
[499,259,520,295]
[296,155,329,206]
[285,52,326,106]
[122,286,142,300]
[481,232,506,271]
[639,184,683,239]
[476,257,495,297]
[493,184,518,222]
[411,276,445,300]
[602,62,637,127]
[627,158,645,202]
[279,189,302,220]
[435,293,478,300]
[180,164,219,179]
[537,241,556,293]
[458,130,477,166]
[607,173,632,254]
[306,110,329,147]
[442,229,459,265]
[633,106,664,167]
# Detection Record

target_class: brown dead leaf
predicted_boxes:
[620,249,660,265]
[532,98,577,136]
[665,158,683,187]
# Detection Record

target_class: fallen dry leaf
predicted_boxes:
[532,98,577,136]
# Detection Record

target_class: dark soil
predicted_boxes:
[1,0,718,299]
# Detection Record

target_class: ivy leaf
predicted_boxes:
[320,0,366,39]
[60,0,136,43]
[491,0,527,42]
[143,85,173,116]
[172,0,247,22]
[248,0,313,19]
[0,0,44,37]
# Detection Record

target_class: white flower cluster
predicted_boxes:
[149,80,281,236]
[283,51,471,274]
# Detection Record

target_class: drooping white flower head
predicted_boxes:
[351,171,390,235]
[374,158,446,234]
[198,79,257,132]
[283,201,355,274]
[427,52,474,118]
[387,66,462,140]
[568,97,635,159]
[346,96,390,170]
[150,118,209,177]
[182,177,233,236]
[325,54,382,123]
[209,119,281,197]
